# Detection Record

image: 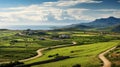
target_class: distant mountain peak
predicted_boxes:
[97,16,118,21]
[108,16,116,18]
[107,16,119,19]
[81,16,120,28]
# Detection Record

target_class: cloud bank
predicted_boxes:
[0,0,120,25]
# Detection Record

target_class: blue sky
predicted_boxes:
[0,0,120,26]
[0,0,58,7]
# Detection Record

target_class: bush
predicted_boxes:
[70,51,74,53]
[72,64,81,67]
[116,44,120,48]
[55,53,59,56]
[48,55,53,58]
[111,63,116,67]
[54,56,70,60]
[0,61,24,67]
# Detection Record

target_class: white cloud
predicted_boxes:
[42,0,102,7]
[0,7,26,11]
[94,9,118,12]
[113,10,120,17]
[93,9,120,18]
[0,3,90,23]
[59,0,102,3]
[42,2,56,7]
[0,5,119,25]
[0,0,119,25]
[0,5,50,22]
[66,8,92,20]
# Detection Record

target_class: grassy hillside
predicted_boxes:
[0,30,19,37]
[24,41,120,67]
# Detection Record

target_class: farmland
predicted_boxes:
[25,41,119,67]
[0,30,120,67]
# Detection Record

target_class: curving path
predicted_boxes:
[98,46,116,67]
[0,42,76,64]
[20,42,77,62]
[20,44,74,62]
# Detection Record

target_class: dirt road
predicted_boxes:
[99,47,116,67]
[19,44,73,62]
[0,43,75,64]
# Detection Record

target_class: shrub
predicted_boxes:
[111,63,116,67]
[72,64,81,67]
[54,56,70,60]
[0,61,24,67]
[48,55,53,58]
[55,53,59,56]
[116,44,120,48]
[70,51,74,53]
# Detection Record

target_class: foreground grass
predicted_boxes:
[24,40,119,67]
[0,47,41,62]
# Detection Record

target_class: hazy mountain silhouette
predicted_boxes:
[81,16,120,28]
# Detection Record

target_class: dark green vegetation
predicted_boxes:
[0,61,24,67]
[0,30,115,62]
[27,41,119,67]
[0,29,120,67]
[106,44,120,67]
[111,24,120,33]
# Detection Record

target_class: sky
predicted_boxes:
[0,0,120,26]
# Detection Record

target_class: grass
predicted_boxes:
[24,40,120,67]
[0,33,113,62]
[0,46,41,62]
[0,31,19,37]
[0,30,120,67]
[0,30,42,62]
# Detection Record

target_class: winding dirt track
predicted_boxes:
[98,46,116,67]
[0,44,74,64]
[20,44,73,62]
[19,48,46,62]
[0,43,116,67]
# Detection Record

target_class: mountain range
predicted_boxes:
[81,16,120,28]
[60,16,120,32]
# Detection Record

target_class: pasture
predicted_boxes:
[25,41,120,67]
[0,30,120,67]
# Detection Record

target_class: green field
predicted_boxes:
[0,31,19,37]
[24,41,120,67]
[0,30,120,67]
[0,31,114,62]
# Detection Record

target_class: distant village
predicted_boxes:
[15,29,71,40]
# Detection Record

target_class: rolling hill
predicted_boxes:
[54,24,93,31]
[111,24,120,32]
